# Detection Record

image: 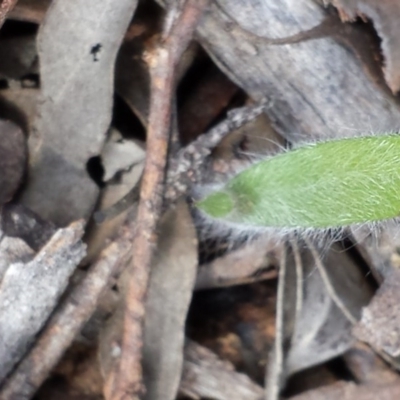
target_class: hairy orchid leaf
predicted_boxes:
[197,135,400,229]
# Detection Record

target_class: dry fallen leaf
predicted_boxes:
[142,200,198,400]
[266,241,374,398]
[21,0,139,225]
[2,1,400,399]
[286,243,374,375]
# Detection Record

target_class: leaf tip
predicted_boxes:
[197,191,234,218]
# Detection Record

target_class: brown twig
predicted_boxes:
[0,214,137,400]
[265,243,287,400]
[105,1,210,399]
[165,101,268,200]
[97,101,267,223]
[0,0,18,29]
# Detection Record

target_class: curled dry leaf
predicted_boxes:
[0,220,86,382]
[326,0,400,94]
[21,0,139,226]
[196,0,400,142]
[0,119,26,205]
[266,241,374,398]
[285,243,373,375]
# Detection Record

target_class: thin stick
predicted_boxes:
[94,181,141,223]
[0,214,137,399]
[289,236,303,324]
[0,0,18,29]
[166,101,268,200]
[265,243,287,400]
[105,2,210,399]
[99,101,268,222]
[305,238,357,324]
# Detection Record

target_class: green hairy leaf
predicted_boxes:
[197,135,400,229]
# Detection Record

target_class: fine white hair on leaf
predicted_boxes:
[194,134,400,247]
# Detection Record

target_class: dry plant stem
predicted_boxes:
[305,238,357,324]
[107,2,210,399]
[265,244,287,400]
[166,101,268,200]
[0,216,137,400]
[290,236,303,323]
[95,182,141,223]
[0,0,18,28]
